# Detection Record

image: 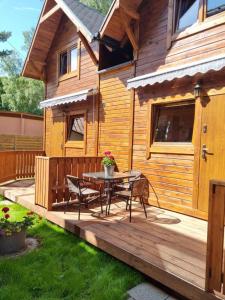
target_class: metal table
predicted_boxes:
[83,172,136,215]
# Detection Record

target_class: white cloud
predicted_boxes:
[13,6,39,12]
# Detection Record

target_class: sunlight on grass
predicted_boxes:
[0,203,144,300]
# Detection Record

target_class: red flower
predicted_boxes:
[27,211,34,216]
[4,214,10,219]
[109,155,114,160]
[2,207,9,213]
[104,151,111,156]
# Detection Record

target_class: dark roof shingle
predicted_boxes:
[63,0,105,37]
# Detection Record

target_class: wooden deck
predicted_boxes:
[0,179,221,300]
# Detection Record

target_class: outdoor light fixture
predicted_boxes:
[194,82,202,98]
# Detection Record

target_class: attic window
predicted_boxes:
[58,45,78,80]
[99,36,133,70]
[207,0,225,16]
[175,0,200,31]
[60,51,68,76]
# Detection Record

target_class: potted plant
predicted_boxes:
[102,151,116,177]
[0,207,36,255]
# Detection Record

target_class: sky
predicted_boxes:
[0,0,43,60]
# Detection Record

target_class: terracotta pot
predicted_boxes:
[0,229,26,255]
[104,165,115,177]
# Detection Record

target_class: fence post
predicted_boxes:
[206,180,225,295]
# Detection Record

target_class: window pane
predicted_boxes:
[68,115,84,141]
[207,0,225,16]
[70,48,78,71]
[153,104,195,143]
[176,0,200,31]
[60,51,67,76]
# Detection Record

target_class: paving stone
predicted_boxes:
[0,200,13,205]
[127,283,169,300]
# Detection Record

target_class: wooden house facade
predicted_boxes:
[22,0,225,220]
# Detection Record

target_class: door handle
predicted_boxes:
[202,144,213,160]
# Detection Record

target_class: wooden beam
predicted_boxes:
[40,4,60,23]
[120,3,140,20]
[77,31,98,66]
[119,8,138,51]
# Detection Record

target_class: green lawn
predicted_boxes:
[0,202,143,300]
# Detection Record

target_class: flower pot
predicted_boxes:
[104,165,115,177]
[0,229,26,255]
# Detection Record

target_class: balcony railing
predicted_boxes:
[0,151,45,184]
[35,156,102,210]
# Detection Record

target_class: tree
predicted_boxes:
[0,31,12,58]
[1,77,44,115]
[0,51,23,77]
[80,0,112,14]
[22,27,35,52]
[0,27,44,115]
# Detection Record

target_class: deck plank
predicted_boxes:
[0,180,222,300]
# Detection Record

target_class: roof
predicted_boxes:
[99,0,143,41]
[22,0,104,80]
[40,88,98,108]
[127,54,225,89]
[62,0,104,39]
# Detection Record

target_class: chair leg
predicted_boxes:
[100,194,103,214]
[129,197,132,223]
[64,193,70,214]
[78,202,81,220]
[141,197,147,219]
[126,199,129,211]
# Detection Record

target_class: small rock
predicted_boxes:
[127,283,169,300]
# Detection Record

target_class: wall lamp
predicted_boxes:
[194,82,202,98]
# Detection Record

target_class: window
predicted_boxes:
[153,103,195,143]
[59,51,68,76]
[58,45,78,79]
[70,47,78,72]
[68,114,84,142]
[175,0,200,31]
[170,0,225,39]
[207,0,225,16]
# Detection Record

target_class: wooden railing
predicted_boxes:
[206,180,225,296]
[0,151,45,184]
[35,156,102,210]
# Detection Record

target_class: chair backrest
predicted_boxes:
[131,178,149,200]
[123,170,142,183]
[66,175,81,196]
[129,170,142,182]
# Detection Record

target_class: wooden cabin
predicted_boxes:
[22,0,225,221]
[98,0,225,220]
[22,0,104,158]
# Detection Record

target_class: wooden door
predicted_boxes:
[50,116,65,157]
[198,94,225,212]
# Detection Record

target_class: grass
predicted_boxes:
[0,203,144,300]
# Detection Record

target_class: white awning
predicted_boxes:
[127,54,225,89]
[40,88,98,108]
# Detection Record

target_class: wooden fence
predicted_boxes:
[0,151,45,184]
[35,156,102,210]
[0,135,43,151]
[206,180,225,296]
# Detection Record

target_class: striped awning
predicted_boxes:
[127,54,225,89]
[40,88,98,108]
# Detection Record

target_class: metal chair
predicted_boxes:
[115,178,149,222]
[66,175,103,220]
[115,170,142,190]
